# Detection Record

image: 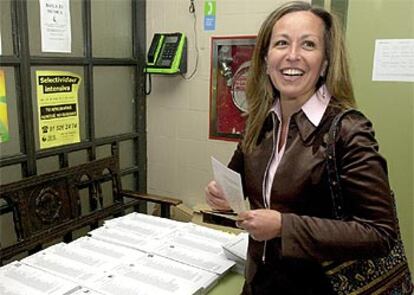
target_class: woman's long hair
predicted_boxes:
[242,1,355,153]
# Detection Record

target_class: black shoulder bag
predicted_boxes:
[324,109,413,295]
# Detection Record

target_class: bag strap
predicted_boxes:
[326,108,364,220]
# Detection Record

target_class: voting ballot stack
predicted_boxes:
[0,212,245,295]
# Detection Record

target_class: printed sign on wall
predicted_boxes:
[36,71,81,149]
[0,70,9,143]
[40,0,72,53]
[372,39,414,82]
[204,0,216,31]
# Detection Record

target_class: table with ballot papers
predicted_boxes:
[0,212,248,295]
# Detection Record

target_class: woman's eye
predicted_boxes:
[303,41,316,49]
[274,40,288,47]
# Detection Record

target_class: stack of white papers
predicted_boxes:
[88,224,166,252]
[222,232,249,275]
[87,254,218,295]
[69,236,146,263]
[96,213,236,275]
[21,243,112,284]
[88,212,186,252]
[153,242,234,275]
[0,261,81,295]
[70,235,220,293]
[118,211,186,229]
[104,212,185,237]
[223,232,248,261]
[182,222,236,245]
[169,223,235,256]
[1,212,241,295]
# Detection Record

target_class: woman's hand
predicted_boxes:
[236,209,282,241]
[204,180,232,211]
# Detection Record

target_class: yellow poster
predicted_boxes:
[36,71,81,149]
[0,70,9,143]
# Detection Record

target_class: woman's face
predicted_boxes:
[266,11,327,103]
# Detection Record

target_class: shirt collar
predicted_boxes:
[301,84,331,127]
[270,84,330,127]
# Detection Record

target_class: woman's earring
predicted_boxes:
[320,61,328,77]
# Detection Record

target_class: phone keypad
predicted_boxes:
[157,42,178,67]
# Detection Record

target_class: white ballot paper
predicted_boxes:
[70,288,105,295]
[88,254,218,295]
[222,232,249,275]
[88,225,164,252]
[211,156,247,213]
[0,261,80,295]
[223,232,248,262]
[88,264,197,295]
[182,222,235,245]
[21,243,109,283]
[153,242,235,275]
[103,212,183,239]
[69,236,146,263]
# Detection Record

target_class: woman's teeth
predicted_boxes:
[282,69,304,76]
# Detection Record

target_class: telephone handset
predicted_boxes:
[147,34,162,64]
[145,33,187,74]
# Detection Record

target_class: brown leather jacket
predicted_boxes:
[228,105,397,294]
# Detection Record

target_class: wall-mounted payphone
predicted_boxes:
[145,33,187,75]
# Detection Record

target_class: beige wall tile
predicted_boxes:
[146,0,291,208]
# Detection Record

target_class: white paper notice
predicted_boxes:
[211,157,246,213]
[372,39,414,82]
[40,0,71,53]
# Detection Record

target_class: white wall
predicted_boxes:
[346,0,414,278]
[146,0,292,207]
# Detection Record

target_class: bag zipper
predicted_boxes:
[261,112,277,263]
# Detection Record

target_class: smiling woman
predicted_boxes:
[204,1,412,295]
[265,10,328,150]
[242,1,355,154]
[266,11,326,105]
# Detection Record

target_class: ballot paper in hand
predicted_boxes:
[211,157,247,213]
